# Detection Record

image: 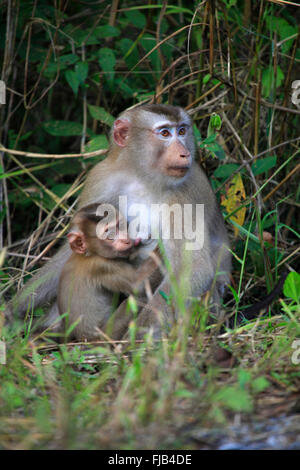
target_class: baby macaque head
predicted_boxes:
[67,203,135,259]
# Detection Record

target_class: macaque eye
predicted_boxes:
[106,231,114,240]
[106,228,117,240]
[102,225,115,240]
[160,128,171,137]
[178,127,186,136]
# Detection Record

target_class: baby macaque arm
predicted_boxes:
[98,264,138,295]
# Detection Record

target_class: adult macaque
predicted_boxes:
[9,104,231,337]
[57,203,159,341]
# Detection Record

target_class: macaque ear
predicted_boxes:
[113,119,130,147]
[67,231,87,255]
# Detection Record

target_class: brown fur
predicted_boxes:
[57,205,160,341]
[58,251,157,341]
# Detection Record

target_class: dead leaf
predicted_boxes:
[221,173,246,237]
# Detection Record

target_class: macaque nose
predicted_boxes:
[180,151,190,158]
[177,142,190,158]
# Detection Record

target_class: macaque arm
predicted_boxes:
[98,265,138,295]
[133,255,163,297]
[133,257,160,290]
[102,266,167,341]
[117,277,172,340]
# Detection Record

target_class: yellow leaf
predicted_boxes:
[221,173,246,237]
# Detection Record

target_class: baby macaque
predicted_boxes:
[57,203,159,341]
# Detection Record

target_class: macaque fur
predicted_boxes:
[57,204,159,341]
[9,104,231,337]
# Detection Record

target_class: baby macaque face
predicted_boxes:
[97,217,134,258]
[68,207,142,259]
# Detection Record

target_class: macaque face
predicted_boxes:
[113,105,195,185]
[68,217,135,259]
[149,120,192,178]
[96,217,134,258]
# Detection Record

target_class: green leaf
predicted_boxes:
[175,389,195,398]
[193,125,202,145]
[135,92,155,102]
[251,156,277,175]
[160,41,173,63]
[75,62,88,84]
[59,54,79,67]
[118,38,140,69]
[65,70,80,95]
[94,25,120,39]
[223,0,237,7]
[140,35,160,75]
[115,78,134,98]
[216,386,253,412]
[195,30,203,50]
[62,25,99,45]
[51,183,71,198]
[65,62,88,95]
[43,54,79,78]
[251,377,270,393]
[58,161,82,176]
[206,142,226,160]
[238,369,252,388]
[281,25,297,54]
[203,73,211,84]
[43,120,83,136]
[85,135,108,152]
[283,272,300,302]
[87,105,115,127]
[266,16,297,54]
[19,131,32,142]
[214,164,240,179]
[98,48,116,83]
[200,134,217,145]
[159,290,172,305]
[124,10,146,29]
[262,65,284,98]
[208,113,222,136]
[227,284,239,304]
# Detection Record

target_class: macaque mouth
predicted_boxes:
[167,166,190,176]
